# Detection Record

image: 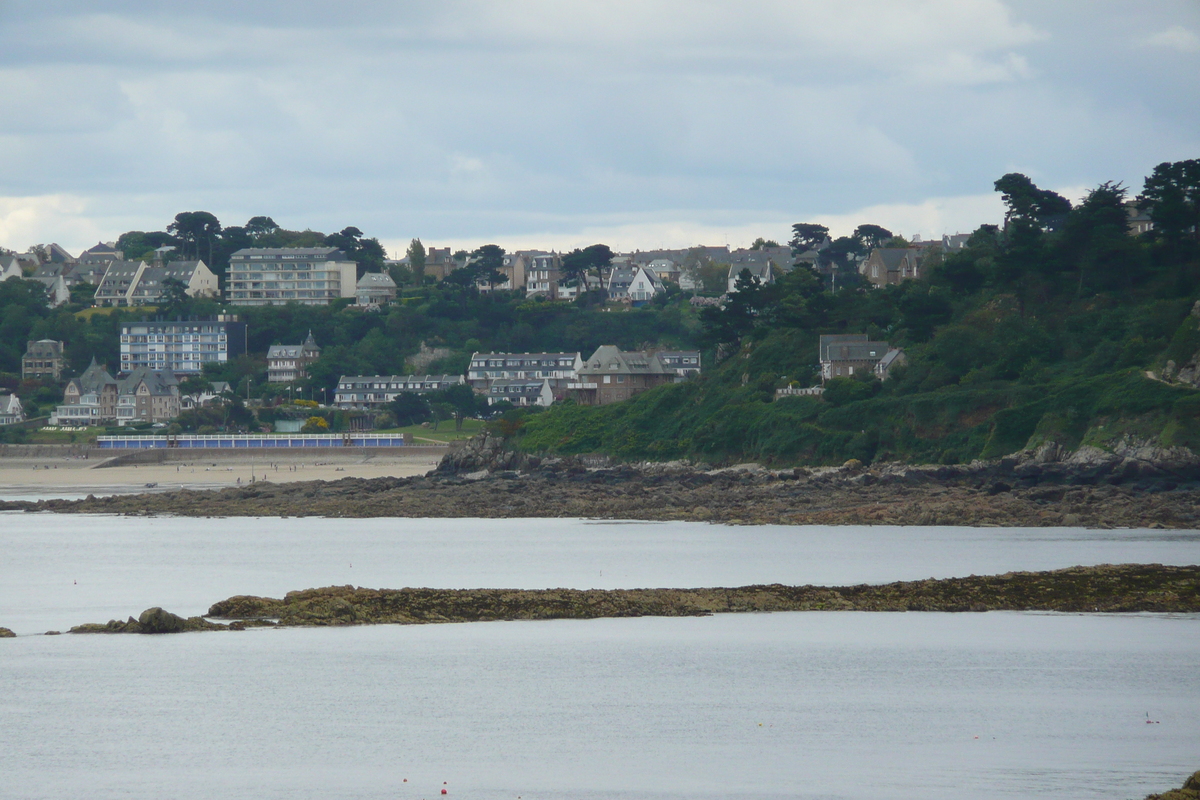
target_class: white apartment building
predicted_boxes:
[226,247,358,306]
[119,315,246,375]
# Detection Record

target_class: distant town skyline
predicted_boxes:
[1,1,1197,256]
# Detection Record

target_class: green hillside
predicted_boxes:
[511,167,1200,466]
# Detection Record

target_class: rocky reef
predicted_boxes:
[69,606,229,634]
[46,565,1200,634]
[0,627,14,638]
[1146,771,1200,800]
[5,451,1200,527]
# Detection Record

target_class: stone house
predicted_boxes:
[53,359,120,424]
[22,340,66,380]
[819,334,892,381]
[861,248,922,287]
[267,332,322,383]
[526,253,563,298]
[356,271,397,306]
[423,247,458,281]
[115,366,181,425]
[568,345,675,405]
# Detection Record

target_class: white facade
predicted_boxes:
[334,374,465,409]
[120,316,245,375]
[227,248,358,306]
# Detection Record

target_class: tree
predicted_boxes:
[1139,159,1200,247]
[750,237,780,250]
[994,173,1072,231]
[326,226,387,277]
[789,223,830,255]
[117,230,177,261]
[245,216,279,240]
[156,277,191,315]
[1061,181,1140,294]
[852,224,893,250]
[427,383,478,431]
[471,244,507,290]
[819,236,865,275]
[561,243,612,303]
[168,211,222,264]
[429,402,453,431]
[388,392,431,427]
[407,238,427,285]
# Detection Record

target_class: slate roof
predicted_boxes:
[72,358,119,394]
[120,365,179,396]
[357,272,397,288]
[580,346,668,376]
[24,339,63,359]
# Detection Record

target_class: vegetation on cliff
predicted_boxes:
[510,164,1200,466]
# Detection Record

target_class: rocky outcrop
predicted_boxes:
[434,429,542,475]
[6,456,1200,527]
[69,607,226,634]
[204,565,1200,627]
[34,565,1200,637]
[0,627,14,638]
[1008,435,1200,487]
[1146,771,1200,800]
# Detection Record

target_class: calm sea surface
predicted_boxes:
[1,514,1198,799]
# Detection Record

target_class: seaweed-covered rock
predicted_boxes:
[138,607,186,633]
[70,608,226,634]
[1145,771,1200,800]
[0,627,15,638]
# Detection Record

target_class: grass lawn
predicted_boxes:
[379,418,485,443]
[74,305,160,320]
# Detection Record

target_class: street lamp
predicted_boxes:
[320,387,327,407]
[246,378,252,403]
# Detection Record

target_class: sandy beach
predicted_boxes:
[0,451,441,500]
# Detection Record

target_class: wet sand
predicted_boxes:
[0,453,440,500]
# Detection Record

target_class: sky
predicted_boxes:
[0,0,1197,258]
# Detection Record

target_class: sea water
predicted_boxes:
[1,515,1198,799]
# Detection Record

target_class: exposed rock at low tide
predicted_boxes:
[47,565,1200,634]
[1145,771,1200,800]
[5,455,1200,527]
[204,565,1200,627]
[0,627,14,638]
[69,607,226,634]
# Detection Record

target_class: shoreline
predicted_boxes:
[6,461,1200,528]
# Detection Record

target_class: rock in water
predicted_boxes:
[0,626,15,638]
[137,607,186,634]
[1145,771,1200,800]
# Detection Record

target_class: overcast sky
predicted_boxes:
[1,0,1197,257]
